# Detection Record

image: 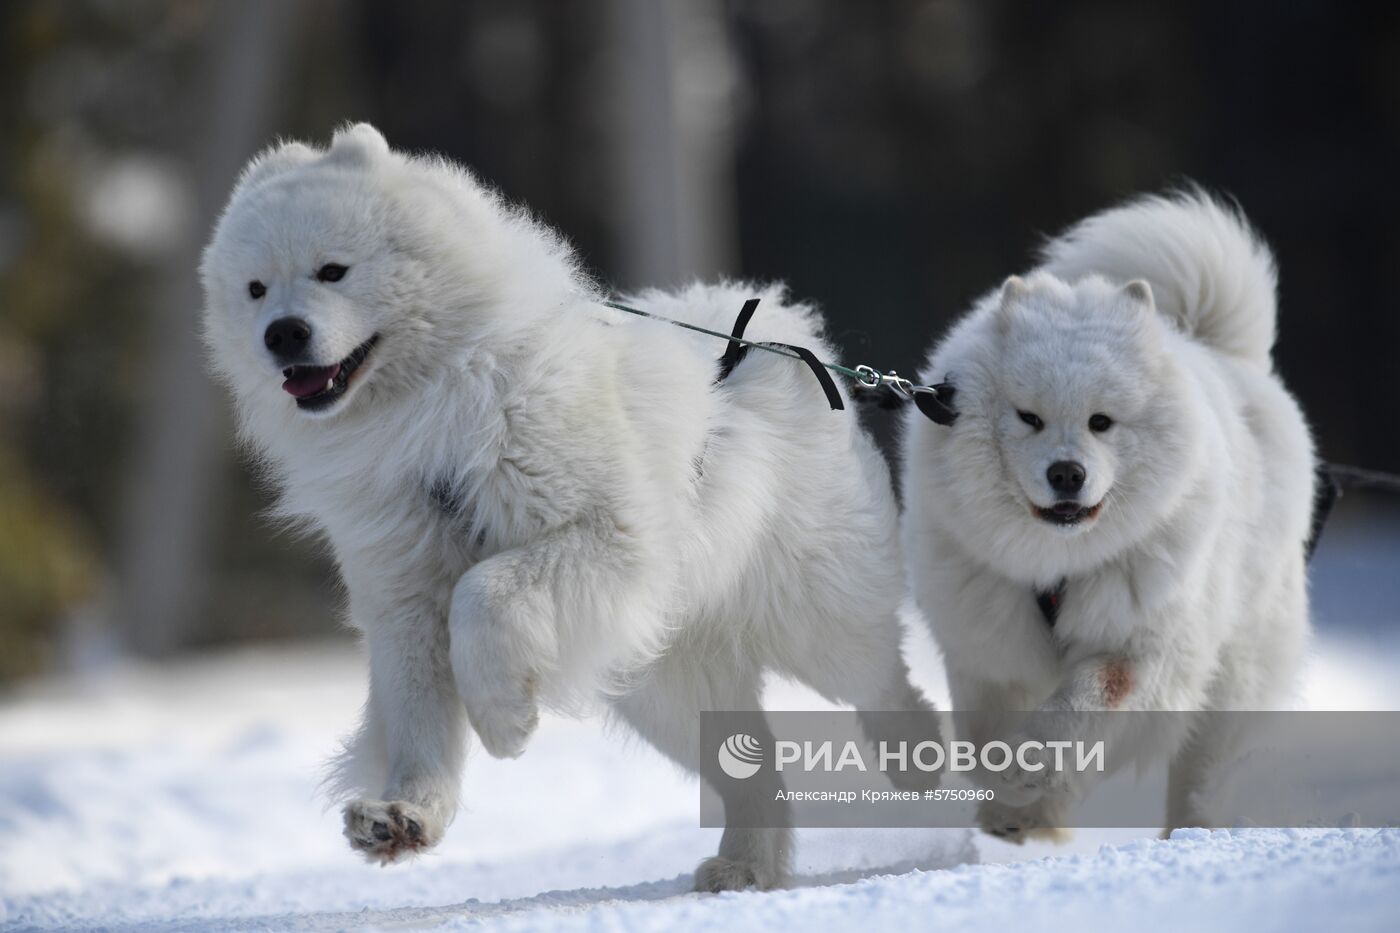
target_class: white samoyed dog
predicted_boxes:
[200,123,929,891]
[900,192,1316,837]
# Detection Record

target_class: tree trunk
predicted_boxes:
[605,0,740,289]
[116,0,298,656]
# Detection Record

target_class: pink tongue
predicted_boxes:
[282,364,341,398]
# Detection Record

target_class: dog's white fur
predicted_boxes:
[200,123,928,890]
[900,192,1315,838]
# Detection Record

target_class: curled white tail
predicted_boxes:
[1040,190,1278,367]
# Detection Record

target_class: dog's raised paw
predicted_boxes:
[988,738,1070,804]
[464,675,540,759]
[343,799,437,864]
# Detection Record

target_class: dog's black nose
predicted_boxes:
[1047,460,1086,495]
[264,317,312,361]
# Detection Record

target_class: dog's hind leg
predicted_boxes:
[770,599,930,711]
[770,608,939,791]
[1165,719,1237,834]
[611,644,793,892]
[1166,709,1255,832]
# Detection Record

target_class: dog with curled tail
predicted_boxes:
[901,192,1316,839]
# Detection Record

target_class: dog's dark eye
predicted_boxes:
[1017,410,1044,431]
[316,263,348,283]
[248,281,266,299]
[1089,413,1114,433]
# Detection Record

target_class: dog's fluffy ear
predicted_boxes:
[1119,278,1168,370]
[326,122,391,168]
[996,275,1034,336]
[1120,278,1155,309]
[235,141,317,192]
[1001,275,1031,306]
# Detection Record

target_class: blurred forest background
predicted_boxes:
[1,0,1398,681]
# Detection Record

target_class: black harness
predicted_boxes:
[712,298,959,423]
[699,297,1348,630]
[713,298,844,411]
[1029,464,1339,630]
[675,297,1350,630]
[1305,463,1340,561]
[1034,577,1068,627]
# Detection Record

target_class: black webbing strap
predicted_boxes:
[1305,463,1340,562]
[773,342,844,411]
[716,298,759,382]
[713,300,844,411]
[1035,577,1068,627]
[914,384,959,425]
[856,379,959,424]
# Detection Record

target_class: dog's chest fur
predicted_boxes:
[929,538,1148,697]
[423,473,486,547]
[277,429,499,600]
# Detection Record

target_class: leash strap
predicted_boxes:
[597,295,1400,566]
[716,298,759,382]
[709,298,842,409]
[773,342,844,411]
[597,297,948,416]
[1305,463,1341,561]
[914,384,959,425]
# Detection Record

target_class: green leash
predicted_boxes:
[599,299,1400,562]
[596,299,958,427]
[599,299,871,384]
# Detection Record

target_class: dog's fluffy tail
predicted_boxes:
[1040,189,1278,367]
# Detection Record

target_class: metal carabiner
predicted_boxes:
[851,364,881,389]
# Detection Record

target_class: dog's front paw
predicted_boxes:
[463,672,539,759]
[978,795,1073,845]
[978,797,1031,844]
[343,799,438,864]
[693,855,784,893]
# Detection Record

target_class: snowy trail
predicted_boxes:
[11,832,973,933]
[3,596,1400,930]
[7,821,1397,931]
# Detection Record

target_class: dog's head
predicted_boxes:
[200,123,573,442]
[906,272,1203,579]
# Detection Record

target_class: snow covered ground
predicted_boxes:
[3,517,1400,931]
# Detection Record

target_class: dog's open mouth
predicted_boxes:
[281,335,379,411]
[1034,500,1103,527]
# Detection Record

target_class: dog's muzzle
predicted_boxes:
[281,335,379,411]
[1033,499,1103,527]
